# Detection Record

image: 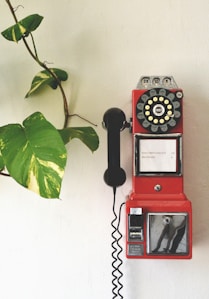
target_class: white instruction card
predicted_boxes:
[140,139,176,172]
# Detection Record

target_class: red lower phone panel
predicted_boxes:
[126,193,192,259]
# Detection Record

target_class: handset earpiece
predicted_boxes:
[103,108,126,188]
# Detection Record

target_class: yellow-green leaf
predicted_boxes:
[1,14,43,42]
[25,68,68,98]
[0,112,67,198]
[59,127,99,152]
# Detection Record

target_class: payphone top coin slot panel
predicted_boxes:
[137,76,178,90]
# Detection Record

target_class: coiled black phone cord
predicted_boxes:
[111,187,125,299]
[116,202,125,298]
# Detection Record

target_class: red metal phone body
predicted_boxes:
[126,83,192,259]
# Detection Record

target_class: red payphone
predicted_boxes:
[126,76,192,259]
[103,75,192,262]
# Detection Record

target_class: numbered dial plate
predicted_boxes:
[136,88,182,133]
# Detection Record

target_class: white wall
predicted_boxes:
[0,0,208,298]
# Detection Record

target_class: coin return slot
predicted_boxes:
[128,214,144,241]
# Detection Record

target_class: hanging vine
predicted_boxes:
[0,0,99,199]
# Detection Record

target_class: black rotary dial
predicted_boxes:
[136,88,182,133]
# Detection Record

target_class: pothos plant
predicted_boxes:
[0,0,99,199]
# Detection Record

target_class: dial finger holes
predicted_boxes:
[136,88,182,133]
[167,110,173,116]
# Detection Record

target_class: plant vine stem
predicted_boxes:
[5,0,69,128]
[0,172,10,177]
[68,114,97,127]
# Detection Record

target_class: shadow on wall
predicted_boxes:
[183,86,209,247]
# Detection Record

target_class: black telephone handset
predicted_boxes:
[103,108,126,188]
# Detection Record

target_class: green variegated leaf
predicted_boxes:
[1,14,43,42]
[59,127,99,152]
[0,152,5,171]
[25,68,68,98]
[0,112,67,198]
